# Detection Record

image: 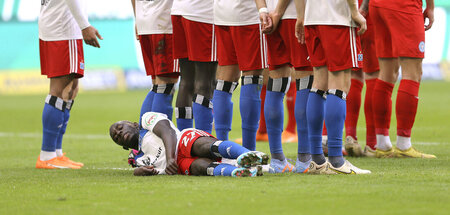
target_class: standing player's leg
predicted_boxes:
[193,61,217,133]
[344,70,364,157]
[240,71,263,150]
[176,58,195,130]
[395,58,435,158]
[282,78,298,143]
[257,69,269,141]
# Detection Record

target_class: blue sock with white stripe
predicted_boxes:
[193,94,213,133]
[210,140,250,159]
[325,90,347,167]
[41,96,65,154]
[265,77,290,160]
[240,75,262,150]
[212,163,238,176]
[56,108,70,153]
[151,84,175,120]
[139,90,155,125]
[176,107,193,131]
[212,80,238,140]
[306,89,326,156]
[295,76,313,159]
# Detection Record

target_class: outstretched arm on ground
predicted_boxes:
[152,120,179,175]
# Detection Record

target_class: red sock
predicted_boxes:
[372,79,394,136]
[285,81,297,133]
[322,122,327,136]
[258,84,267,134]
[364,79,377,150]
[396,80,420,137]
[345,79,363,139]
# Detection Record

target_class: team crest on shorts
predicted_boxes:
[419,41,425,53]
[358,54,363,62]
[80,62,85,70]
[185,170,189,175]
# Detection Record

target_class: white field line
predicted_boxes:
[85,167,133,171]
[0,132,110,140]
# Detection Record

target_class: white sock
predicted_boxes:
[375,135,392,151]
[40,151,57,161]
[396,136,412,151]
[56,149,63,157]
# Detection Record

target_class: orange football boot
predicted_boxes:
[36,156,81,169]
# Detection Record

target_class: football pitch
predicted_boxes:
[0,81,449,215]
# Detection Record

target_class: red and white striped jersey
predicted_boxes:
[214,0,260,26]
[135,0,173,35]
[171,0,214,24]
[39,0,90,41]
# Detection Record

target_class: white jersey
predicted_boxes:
[304,0,357,27]
[214,0,260,26]
[171,0,214,24]
[135,0,173,35]
[266,0,297,20]
[137,112,180,175]
[39,0,90,41]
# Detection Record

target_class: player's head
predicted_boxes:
[109,121,140,150]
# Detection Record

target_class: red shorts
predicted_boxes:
[266,19,312,71]
[370,6,425,58]
[139,34,180,78]
[360,12,379,73]
[39,39,84,78]
[215,24,268,71]
[171,15,217,62]
[177,129,214,175]
[304,25,362,72]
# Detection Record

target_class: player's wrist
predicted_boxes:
[259,7,268,14]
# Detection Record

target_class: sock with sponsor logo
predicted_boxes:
[210,140,250,159]
[325,90,347,167]
[41,95,65,161]
[151,84,175,120]
[240,75,262,150]
[285,81,297,134]
[345,79,363,140]
[175,107,193,131]
[56,100,74,157]
[372,79,394,150]
[295,76,313,161]
[207,162,238,176]
[396,79,420,139]
[212,80,238,140]
[193,94,213,133]
[307,89,326,164]
[139,90,156,125]
[265,77,290,161]
[364,79,377,150]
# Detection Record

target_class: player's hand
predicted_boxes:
[165,158,178,175]
[423,7,434,31]
[359,1,369,17]
[133,166,159,176]
[82,26,103,48]
[295,17,305,44]
[259,12,273,34]
[351,11,367,35]
[267,12,283,34]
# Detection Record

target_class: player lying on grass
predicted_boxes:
[109,112,269,177]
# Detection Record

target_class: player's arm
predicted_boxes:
[134,166,160,176]
[63,0,103,48]
[346,0,367,35]
[270,0,291,32]
[359,0,369,16]
[152,120,179,175]
[255,0,272,33]
[293,0,306,43]
[424,0,434,31]
[130,0,139,40]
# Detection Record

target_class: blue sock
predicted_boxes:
[295,88,310,154]
[193,95,213,133]
[306,90,326,155]
[213,140,250,159]
[139,90,155,125]
[213,163,238,176]
[176,107,193,131]
[42,102,64,152]
[325,93,346,157]
[265,90,285,155]
[56,109,70,150]
[212,90,233,140]
[239,82,261,150]
[152,93,174,120]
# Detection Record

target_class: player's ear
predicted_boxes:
[133,122,139,128]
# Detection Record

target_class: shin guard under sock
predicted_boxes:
[212,80,238,140]
[240,75,262,150]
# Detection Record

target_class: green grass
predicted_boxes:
[0,81,449,215]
